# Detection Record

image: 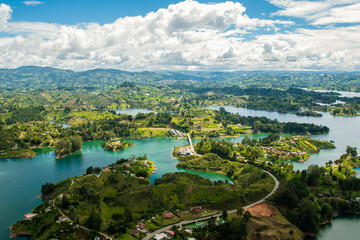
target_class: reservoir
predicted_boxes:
[207,106,360,170]
[0,139,231,239]
[1,107,360,239]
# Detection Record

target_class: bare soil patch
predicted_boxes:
[247,203,276,217]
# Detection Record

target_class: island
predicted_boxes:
[54,136,83,159]
[102,139,134,151]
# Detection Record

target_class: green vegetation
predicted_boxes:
[265,149,360,234]
[192,135,334,163]
[176,138,356,237]
[54,135,82,159]
[296,110,322,117]
[5,67,360,239]
[1,67,360,92]
[12,153,275,239]
[331,107,358,116]
[0,106,330,159]
[0,149,35,159]
[189,215,249,240]
[102,139,134,151]
[176,154,275,202]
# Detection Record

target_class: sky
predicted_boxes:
[0,0,359,71]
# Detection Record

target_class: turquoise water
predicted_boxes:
[2,106,360,239]
[306,215,360,240]
[354,168,360,178]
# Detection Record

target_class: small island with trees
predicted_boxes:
[102,139,134,151]
[54,136,83,159]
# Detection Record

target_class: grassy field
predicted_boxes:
[0,149,36,159]
[178,209,220,221]
[237,205,304,240]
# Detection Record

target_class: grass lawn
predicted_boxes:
[114,232,138,240]
[136,128,168,137]
[145,214,181,232]
[178,209,220,221]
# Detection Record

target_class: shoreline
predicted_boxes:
[9,226,31,239]
[0,151,36,160]
[55,149,82,159]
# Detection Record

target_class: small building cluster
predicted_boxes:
[178,147,192,156]
[136,222,147,232]
[24,213,37,220]
[56,215,70,223]
[153,229,175,240]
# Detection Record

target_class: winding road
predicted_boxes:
[143,169,279,240]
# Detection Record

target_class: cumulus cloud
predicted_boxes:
[0,3,12,30]
[23,1,43,6]
[253,25,360,70]
[0,0,359,71]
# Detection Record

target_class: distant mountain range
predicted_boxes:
[0,66,359,91]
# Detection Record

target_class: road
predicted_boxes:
[143,169,279,240]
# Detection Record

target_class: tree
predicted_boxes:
[346,146,357,157]
[86,166,94,175]
[69,135,82,152]
[320,202,333,222]
[55,138,72,158]
[124,208,133,222]
[236,207,244,216]
[307,165,321,186]
[243,211,251,222]
[295,199,321,233]
[41,182,55,196]
[253,121,261,133]
[61,196,70,209]
[85,210,103,231]
[222,209,228,220]
[261,133,280,144]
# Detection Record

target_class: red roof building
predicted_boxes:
[138,222,146,230]
[189,206,202,213]
[164,229,175,236]
[24,213,37,220]
[163,211,174,219]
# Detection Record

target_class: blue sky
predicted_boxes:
[0,0,359,71]
[7,0,278,24]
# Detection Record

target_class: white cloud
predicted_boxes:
[0,1,359,71]
[0,3,12,30]
[268,0,360,25]
[313,3,360,25]
[252,25,360,70]
[23,1,43,6]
